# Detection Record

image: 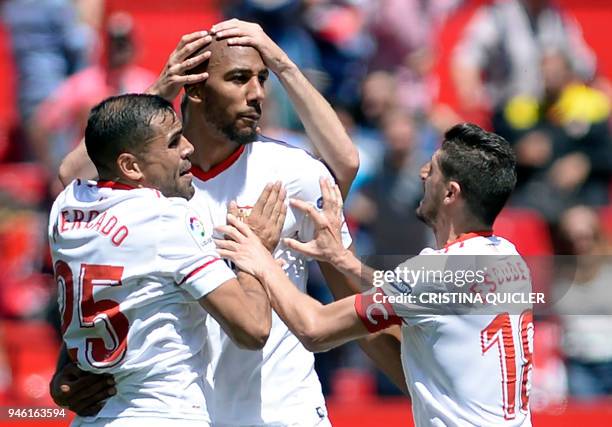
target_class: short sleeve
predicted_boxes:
[157,200,236,300]
[294,158,352,249]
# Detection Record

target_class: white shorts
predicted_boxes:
[72,416,211,427]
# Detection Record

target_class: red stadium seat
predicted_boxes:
[0,163,47,205]
[494,208,553,294]
[330,368,376,403]
[599,204,612,243]
[494,208,553,256]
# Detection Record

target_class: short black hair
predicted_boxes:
[438,123,517,225]
[84,94,175,175]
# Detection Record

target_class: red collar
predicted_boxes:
[96,180,136,190]
[190,145,245,181]
[443,231,494,250]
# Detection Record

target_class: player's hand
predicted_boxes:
[211,19,292,74]
[214,214,279,278]
[49,362,116,417]
[283,178,348,264]
[228,182,287,252]
[146,30,213,101]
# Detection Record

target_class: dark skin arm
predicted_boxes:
[49,344,116,416]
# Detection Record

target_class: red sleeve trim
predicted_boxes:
[354,291,402,333]
[178,257,221,286]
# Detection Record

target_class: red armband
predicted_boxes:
[354,290,402,333]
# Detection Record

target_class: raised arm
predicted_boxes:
[58,30,213,186]
[212,19,359,196]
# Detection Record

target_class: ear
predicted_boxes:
[116,152,143,182]
[185,83,204,104]
[444,181,461,205]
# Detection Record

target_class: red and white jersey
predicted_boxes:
[356,233,534,427]
[48,180,236,423]
[189,139,352,426]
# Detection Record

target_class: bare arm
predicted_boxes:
[200,274,271,350]
[319,262,408,395]
[212,19,359,196]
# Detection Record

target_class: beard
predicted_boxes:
[416,197,437,227]
[221,122,257,145]
[203,100,259,145]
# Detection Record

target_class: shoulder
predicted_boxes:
[251,136,324,168]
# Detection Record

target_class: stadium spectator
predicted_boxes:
[1,0,91,160]
[553,206,612,398]
[502,51,612,221]
[365,0,461,117]
[452,0,596,125]
[348,109,431,267]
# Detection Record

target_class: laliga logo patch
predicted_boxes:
[187,215,207,247]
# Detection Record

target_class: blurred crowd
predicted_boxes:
[0,0,611,408]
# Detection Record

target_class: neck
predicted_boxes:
[432,211,492,249]
[184,106,241,172]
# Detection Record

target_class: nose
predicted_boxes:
[246,77,265,104]
[180,136,194,158]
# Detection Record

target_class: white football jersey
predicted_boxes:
[188,139,352,426]
[49,180,236,423]
[356,233,534,427]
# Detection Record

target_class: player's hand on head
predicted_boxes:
[146,30,213,101]
[210,19,289,73]
[49,362,116,416]
[231,181,287,252]
[214,213,277,278]
[283,178,347,263]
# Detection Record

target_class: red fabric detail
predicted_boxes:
[178,258,221,286]
[96,180,136,190]
[443,230,494,250]
[354,291,402,333]
[190,145,245,181]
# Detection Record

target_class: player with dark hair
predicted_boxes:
[50,94,285,426]
[217,123,534,427]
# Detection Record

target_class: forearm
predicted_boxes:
[358,329,409,395]
[260,265,324,341]
[275,61,358,196]
[58,139,97,186]
[320,261,408,394]
[237,271,271,330]
[332,250,376,289]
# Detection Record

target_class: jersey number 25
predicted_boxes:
[55,260,128,369]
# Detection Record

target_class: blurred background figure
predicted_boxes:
[364,0,461,118]
[348,108,431,268]
[553,206,612,399]
[499,50,612,222]
[452,0,596,127]
[1,0,94,161]
[29,11,155,192]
